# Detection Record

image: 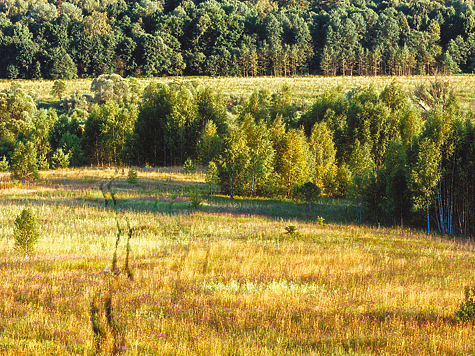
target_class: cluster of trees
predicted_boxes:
[2,75,475,236]
[300,80,475,236]
[1,0,475,78]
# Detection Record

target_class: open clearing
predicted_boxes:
[8,75,475,110]
[0,168,474,355]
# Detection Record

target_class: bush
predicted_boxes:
[51,79,66,100]
[13,208,40,254]
[297,182,321,211]
[285,225,297,234]
[127,168,138,184]
[37,153,49,170]
[183,158,195,174]
[52,148,70,169]
[0,156,9,172]
[456,286,475,322]
[188,185,202,209]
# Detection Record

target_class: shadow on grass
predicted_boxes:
[0,177,359,226]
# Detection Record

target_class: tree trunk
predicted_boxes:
[427,201,430,234]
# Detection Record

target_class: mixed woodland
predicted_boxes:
[0,0,474,78]
[1,75,474,239]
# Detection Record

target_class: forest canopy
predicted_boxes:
[0,0,474,78]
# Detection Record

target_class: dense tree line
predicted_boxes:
[3,75,475,236]
[0,0,475,78]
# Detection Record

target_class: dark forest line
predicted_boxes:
[0,0,475,79]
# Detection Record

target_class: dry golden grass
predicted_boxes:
[0,168,474,355]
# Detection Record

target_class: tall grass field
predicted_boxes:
[0,167,474,355]
[7,75,475,111]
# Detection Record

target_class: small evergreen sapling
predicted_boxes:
[456,286,475,322]
[183,158,195,174]
[51,79,66,100]
[0,156,9,172]
[297,182,321,211]
[13,208,40,254]
[51,148,70,169]
[188,185,202,208]
[127,168,138,184]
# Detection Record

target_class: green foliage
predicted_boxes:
[309,121,337,192]
[6,65,18,79]
[49,51,77,80]
[51,148,70,169]
[90,74,130,104]
[37,152,49,170]
[51,80,66,100]
[0,0,471,79]
[127,168,138,184]
[13,208,40,254]
[285,225,297,234]
[456,286,475,322]
[0,156,9,171]
[129,82,199,167]
[334,164,352,197]
[197,120,221,165]
[410,137,441,233]
[219,119,250,198]
[183,158,195,174]
[205,161,218,200]
[83,101,138,166]
[188,185,203,209]
[297,181,321,210]
[279,128,312,196]
[11,141,38,180]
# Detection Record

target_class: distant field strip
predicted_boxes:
[4,75,475,104]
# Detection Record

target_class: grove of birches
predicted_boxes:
[1,0,475,238]
[1,74,473,239]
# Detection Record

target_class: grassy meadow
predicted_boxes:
[0,167,474,355]
[7,74,475,111]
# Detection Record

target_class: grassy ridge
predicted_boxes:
[0,168,474,355]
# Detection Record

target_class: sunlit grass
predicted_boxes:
[5,75,475,108]
[0,168,474,354]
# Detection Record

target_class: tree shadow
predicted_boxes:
[0,177,359,226]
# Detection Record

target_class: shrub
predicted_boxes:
[37,153,49,170]
[127,168,138,184]
[297,182,321,211]
[13,208,40,254]
[52,148,70,169]
[51,79,66,100]
[456,286,475,322]
[285,225,297,234]
[0,156,9,172]
[188,185,202,209]
[183,158,195,174]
